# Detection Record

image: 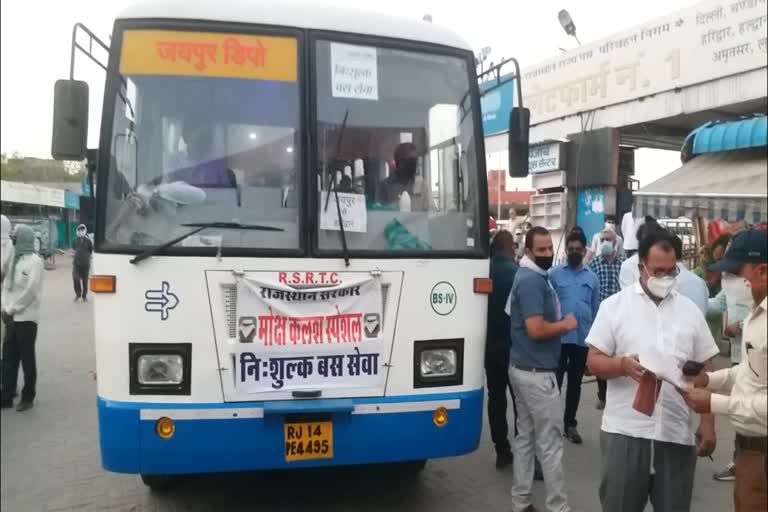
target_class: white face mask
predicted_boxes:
[721,273,753,305]
[644,267,678,299]
[599,240,614,256]
[77,229,86,238]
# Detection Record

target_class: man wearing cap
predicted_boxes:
[72,224,93,302]
[682,228,767,512]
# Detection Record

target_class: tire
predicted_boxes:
[140,474,181,492]
[400,459,427,474]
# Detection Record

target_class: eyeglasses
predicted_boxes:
[643,265,680,278]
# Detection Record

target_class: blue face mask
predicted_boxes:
[599,241,614,256]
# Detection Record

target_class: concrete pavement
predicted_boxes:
[1,259,736,511]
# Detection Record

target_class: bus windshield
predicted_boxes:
[315,40,481,254]
[100,29,482,255]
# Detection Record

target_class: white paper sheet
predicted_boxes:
[639,346,688,389]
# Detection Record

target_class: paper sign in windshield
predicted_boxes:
[330,43,379,100]
[320,192,367,233]
[120,30,297,82]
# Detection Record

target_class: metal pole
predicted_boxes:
[497,171,502,220]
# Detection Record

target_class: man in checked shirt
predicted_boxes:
[588,228,624,410]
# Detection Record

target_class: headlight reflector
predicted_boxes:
[138,355,183,385]
[420,349,457,378]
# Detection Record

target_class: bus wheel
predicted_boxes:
[140,474,180,491]
[400,459,427,474]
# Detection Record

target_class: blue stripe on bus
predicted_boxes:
[97,388,483,474]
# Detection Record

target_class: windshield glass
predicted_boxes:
[102,30,301,251]
[314,40,482,253]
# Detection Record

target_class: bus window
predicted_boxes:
[102,48,302,251]
[314,41,480,253]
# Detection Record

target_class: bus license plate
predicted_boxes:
[284,421,333,462]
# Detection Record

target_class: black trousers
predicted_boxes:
[1,321,38,403]
[73,265,90,298]
[486,357,518,455]
[556,344,589,429]
[597,378,607,402]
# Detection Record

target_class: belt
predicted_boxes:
[736,434,768,454]
[510,364,557,373]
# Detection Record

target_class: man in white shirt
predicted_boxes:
[621,212,645,258]
[671,234,709,316]
[620,227,709,316]
[682,228,768,512]
[0,225,44,412]
[586,228,720,512]
[619,220,660,289]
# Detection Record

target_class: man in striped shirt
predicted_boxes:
[588,229,624,410]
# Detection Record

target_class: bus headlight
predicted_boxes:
[138,355,184,385]
[420,349,457,377]
[129,343,192,395]
[413,339,464,388]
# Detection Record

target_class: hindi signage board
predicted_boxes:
[522,0,768,124]
[120,30,298,82]
[234,275,385,393]
[528,142,567,174]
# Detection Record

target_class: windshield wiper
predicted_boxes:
[129,222,284,265]
[323,109,351,267]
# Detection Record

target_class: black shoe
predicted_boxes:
[15,401,33,412]
[564,426,583,445]
[596,400,606,410]
[495,451,514,469]
[534,459,544,481]
[82,296,88,302]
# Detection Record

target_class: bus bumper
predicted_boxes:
[96,388,483,474]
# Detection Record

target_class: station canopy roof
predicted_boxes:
[634,146,767,223]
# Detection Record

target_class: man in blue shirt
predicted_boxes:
[508,226,577,512]
[486,230,519,468]
[550,231,600,445]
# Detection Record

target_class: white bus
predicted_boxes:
[51,0,529,489]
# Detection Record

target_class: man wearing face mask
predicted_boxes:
[506,226,577,512]
[72,224,93,302]
[587,214,624,264]
[588,228,625,410]
[705,260,754,482]
[375,143,431,211]
[682,228,767,512]
[549,231,600,444]
[586,228,719,512]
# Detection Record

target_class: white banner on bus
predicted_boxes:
[234,275,384,393]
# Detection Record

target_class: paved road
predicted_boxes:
[1,259,735,511]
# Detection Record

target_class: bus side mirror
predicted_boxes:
[508,107,530,178]
[52,79,89,161]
